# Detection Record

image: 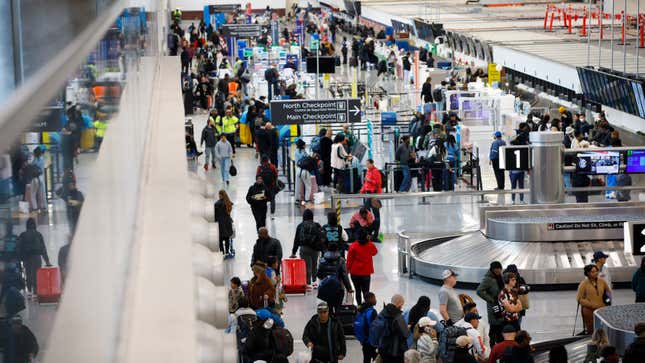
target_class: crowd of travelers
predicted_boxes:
[168,6,645,363]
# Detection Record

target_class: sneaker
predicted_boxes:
[312,282,318,289]
[203,164,209,171]
[271,215,275,220]
[226,181,230,186]
[306,285,313,291]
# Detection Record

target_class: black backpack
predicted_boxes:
[236,314,258,352]
[439,325,469,362]
[432,89,443,102]
[297,155,316,172]
[258,164,275,188]
[298,222,323,251]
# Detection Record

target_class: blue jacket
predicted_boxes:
[489,139,506,160]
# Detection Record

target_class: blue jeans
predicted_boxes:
[219,157,231,182]
[510,171,525,202]
[399,165,411,192]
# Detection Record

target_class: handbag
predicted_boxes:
[229,161,237,176]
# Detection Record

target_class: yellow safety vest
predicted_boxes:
[94,120,108,138]
[220,116,238,134]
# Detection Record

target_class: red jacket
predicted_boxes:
[360,167,382,194]
[346,241,378,276]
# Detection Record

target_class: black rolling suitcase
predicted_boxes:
[185,119,194,137]
[337,293,357,336]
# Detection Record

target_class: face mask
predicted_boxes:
[263,318,274,329]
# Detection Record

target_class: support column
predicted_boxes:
[529,131,564,204]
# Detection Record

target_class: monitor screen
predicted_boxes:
[306,56,336,73]
[626,149,645,173]
[575,151,621,175]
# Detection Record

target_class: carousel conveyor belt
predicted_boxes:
[409,231,639,287]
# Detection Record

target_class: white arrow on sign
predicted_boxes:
[352,105,361,116]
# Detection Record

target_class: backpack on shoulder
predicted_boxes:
[368,313,394,352]
[299,222,323,251]
[439,325,469,362]
[353,306,376,344]
[271,326,294,357]
[236,314,258,352]
[432,89,443,102]
[297,155,317,172]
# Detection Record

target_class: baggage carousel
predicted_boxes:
[407,202,644,286]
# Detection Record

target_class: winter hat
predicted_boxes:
[418,317,437,328]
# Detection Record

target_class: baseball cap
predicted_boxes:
[418,317,437,328]
[593,251,609,261]
[502,324,517,333]
[441,269,458,279]
[256,308,272,321]
[559,106,566,113]
[464,312,482,322]
[494,131,502,138]
[317,302,329,312]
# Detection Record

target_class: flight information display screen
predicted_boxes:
[626,149,645,173]
[575,151,621,175]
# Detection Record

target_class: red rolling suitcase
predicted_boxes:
[37,266,62,303]
[281,258,307,294]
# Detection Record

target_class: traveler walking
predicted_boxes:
[322,211,349,255]
[341,37,349,64]
[372,294,410,363]
[251,228,283,271]
[248,262,276,309]
[415,317,439,363]
[256,156,279,219]
[264,63,280,99]
[346,228,378,305]
[439,269,463,325]
[488,325,518,363]
[421,77,434,104]
[632,256,645,302]
[63,182,84,234]
[576,264,611,335]
[355,292,379,363]
[219,107,239,155]
[246,175,269,230]
[201,112,219,170]
[477,261,504,344]
[9,316,39,363]
[290,209,324,290]
[27,147,45,212]
[302,302,347,363]
[317,243,354,314]
[214,134,233,185]
[396,136,415,192]
[593,251,612,289]
[214,189,234,258]
[623,322,645,363]
[489,131,506,190]
[498,272,523,331]
[17,218,51,298]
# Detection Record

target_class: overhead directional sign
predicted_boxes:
[221,24,261,38]
[270,99,362,125]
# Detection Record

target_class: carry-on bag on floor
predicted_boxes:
[37,266,62,303]
[343,167,361,194]
[338,292,357,336]
[281,258,307,294]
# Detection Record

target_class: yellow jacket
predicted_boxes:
[94,120,108,138]
[218,115,239,134]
